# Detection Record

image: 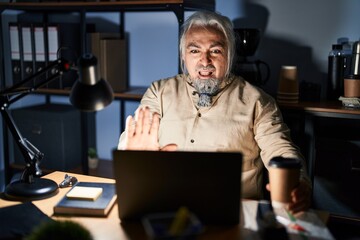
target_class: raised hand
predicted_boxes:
[123,107,177,151]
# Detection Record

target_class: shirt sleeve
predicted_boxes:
[253,93,311,186]
[139,85,161,113]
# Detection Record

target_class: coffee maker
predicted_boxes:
[233,28,270,86]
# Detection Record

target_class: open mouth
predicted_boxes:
[199,70,214,78]
[198,66,216,78]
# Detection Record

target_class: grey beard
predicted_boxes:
[193,78,221,107]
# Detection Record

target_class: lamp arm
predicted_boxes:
[0,106,42,182]
[0,59,70,104]
[0,58,70,183]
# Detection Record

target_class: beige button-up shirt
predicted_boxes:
[118,74,308,199]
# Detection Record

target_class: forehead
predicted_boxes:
[185,25,226,47]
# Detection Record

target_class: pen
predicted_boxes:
[276,215,307,232]
[285,209,297,222]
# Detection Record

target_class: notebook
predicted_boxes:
[112,150,242,225]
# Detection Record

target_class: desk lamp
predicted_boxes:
[0,53,114,200]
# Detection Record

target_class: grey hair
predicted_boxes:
[179,11,235,78]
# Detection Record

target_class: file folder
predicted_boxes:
[9,23,22,85]
[46,23,82,89]
[20,24,35,84]
[46,24,61,89]
[33,24,47,88]
[89,32,128,93]
[100,38,128,92]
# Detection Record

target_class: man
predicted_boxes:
[118,11,311,213]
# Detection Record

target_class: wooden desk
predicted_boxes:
[0,172,248,239]
[0,171,332,240]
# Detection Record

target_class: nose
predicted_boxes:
[200,51,212,65]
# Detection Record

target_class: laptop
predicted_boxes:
[112,150,242,225]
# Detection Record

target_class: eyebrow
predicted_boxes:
[210,41,225,49]
[186,41,225,49]
[187,42,200,49]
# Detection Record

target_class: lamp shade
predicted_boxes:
[70,54,114,111]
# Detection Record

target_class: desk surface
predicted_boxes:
[0,171,332,240]
[279,101,360,115]
[0,172,248,239]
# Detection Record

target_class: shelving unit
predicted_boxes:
[0,0,215,86]
[0,0,215,184]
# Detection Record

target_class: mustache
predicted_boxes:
[195,64,216,71]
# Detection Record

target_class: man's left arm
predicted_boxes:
[255,95,312,213]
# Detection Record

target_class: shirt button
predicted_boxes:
[190,139,195,143]
[198,113,202,117]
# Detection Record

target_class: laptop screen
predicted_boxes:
[112,150,242,225]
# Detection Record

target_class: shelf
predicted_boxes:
[10,158,113,179]
[36,86,146,101]
[113,86,146,100]
[0,0,215,12]
[278,101,360,117]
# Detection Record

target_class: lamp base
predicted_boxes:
[5,178,59,201]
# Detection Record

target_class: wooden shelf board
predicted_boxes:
[279,101,360,115]
[10,159,113,179]
[36,86,146,101]
[0,1,215,12]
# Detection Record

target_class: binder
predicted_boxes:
[9,23,22,85]
[20,23,35,84]
[46,23,81,89]
[46,24,61,89]
[90,32,128,93]
[33,23,47,88]
[100,38,128,92]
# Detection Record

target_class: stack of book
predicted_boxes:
[54,181,117,217]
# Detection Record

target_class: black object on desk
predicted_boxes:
[0,201,54,239]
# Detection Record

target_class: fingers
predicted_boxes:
[143,107,152,134]
[138,107,156,134]
[123,107,162,150]
[161,144,178,151]
[288,199,310,214]
[266,183,270,192]
[287,181,312,213]
[126,107,158,136]
[267,179,311,214]
[125,115,136,137]
[135,107,144,135]
[150,113,160,136]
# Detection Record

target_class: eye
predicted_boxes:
[211,49,222,54]
[190,49,199,54]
